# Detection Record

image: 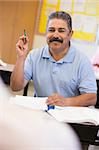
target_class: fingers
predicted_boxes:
[16,35,29,58]
[16,35,29,52]
[46,93,60,105]
[46,93,65,106]
[19,35,29,45]
[16,39,23,51]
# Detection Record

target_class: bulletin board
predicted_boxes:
[38,0,99,42]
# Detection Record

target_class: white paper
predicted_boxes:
[60,0,72,12]
[9,95,48,110]
[82,16,97,33]
[72,14,83,31]
[9,95,99,125]
[73,0,86,12]
[48,107,99,126]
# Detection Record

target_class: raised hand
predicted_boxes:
[16,34,29,60]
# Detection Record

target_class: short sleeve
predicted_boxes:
[24,52,33,81]
[78,57,97,94]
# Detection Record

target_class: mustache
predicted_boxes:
[49,37,63,43]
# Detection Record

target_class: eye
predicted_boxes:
[58,28,66,33]
[48,28,55,32]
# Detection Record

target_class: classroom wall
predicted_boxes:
[0,1,39,64]
[32,0,99,60]
[0,0,99,64]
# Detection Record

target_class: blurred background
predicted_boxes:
[0,0,99,65]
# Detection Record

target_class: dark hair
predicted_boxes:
[47,11,72,31]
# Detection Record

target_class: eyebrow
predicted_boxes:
[48,27,67,30]
[58,27,67,30]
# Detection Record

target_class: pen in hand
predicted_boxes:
[23,29,27,44]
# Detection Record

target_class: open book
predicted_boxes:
[9,95,99,126]
[48,107,99,126]
[9,95,48,110]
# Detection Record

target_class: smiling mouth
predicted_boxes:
[49,37,63,43]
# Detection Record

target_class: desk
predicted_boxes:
[70,123,99,146]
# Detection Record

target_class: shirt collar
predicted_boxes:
[42,45,76,63]
[63,46,76,63]
[42,45,51,59]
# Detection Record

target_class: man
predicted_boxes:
[10,11,97,107]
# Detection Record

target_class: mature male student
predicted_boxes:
[10,11,97,107]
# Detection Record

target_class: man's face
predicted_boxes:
[46,18,73,53]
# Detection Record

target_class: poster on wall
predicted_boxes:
[38,0,99,43]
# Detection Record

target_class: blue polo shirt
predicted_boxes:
[24,45,97,97]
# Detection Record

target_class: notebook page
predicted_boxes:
[48,107,99,125]
[9,95,48,110]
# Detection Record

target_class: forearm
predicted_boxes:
[10,57,25,91]
[47,93,97,107]
[64,93,97,107]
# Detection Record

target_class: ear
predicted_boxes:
[69,30,73,37]
[68,30,73,40]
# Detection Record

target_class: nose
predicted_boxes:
[53,30,59,37]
